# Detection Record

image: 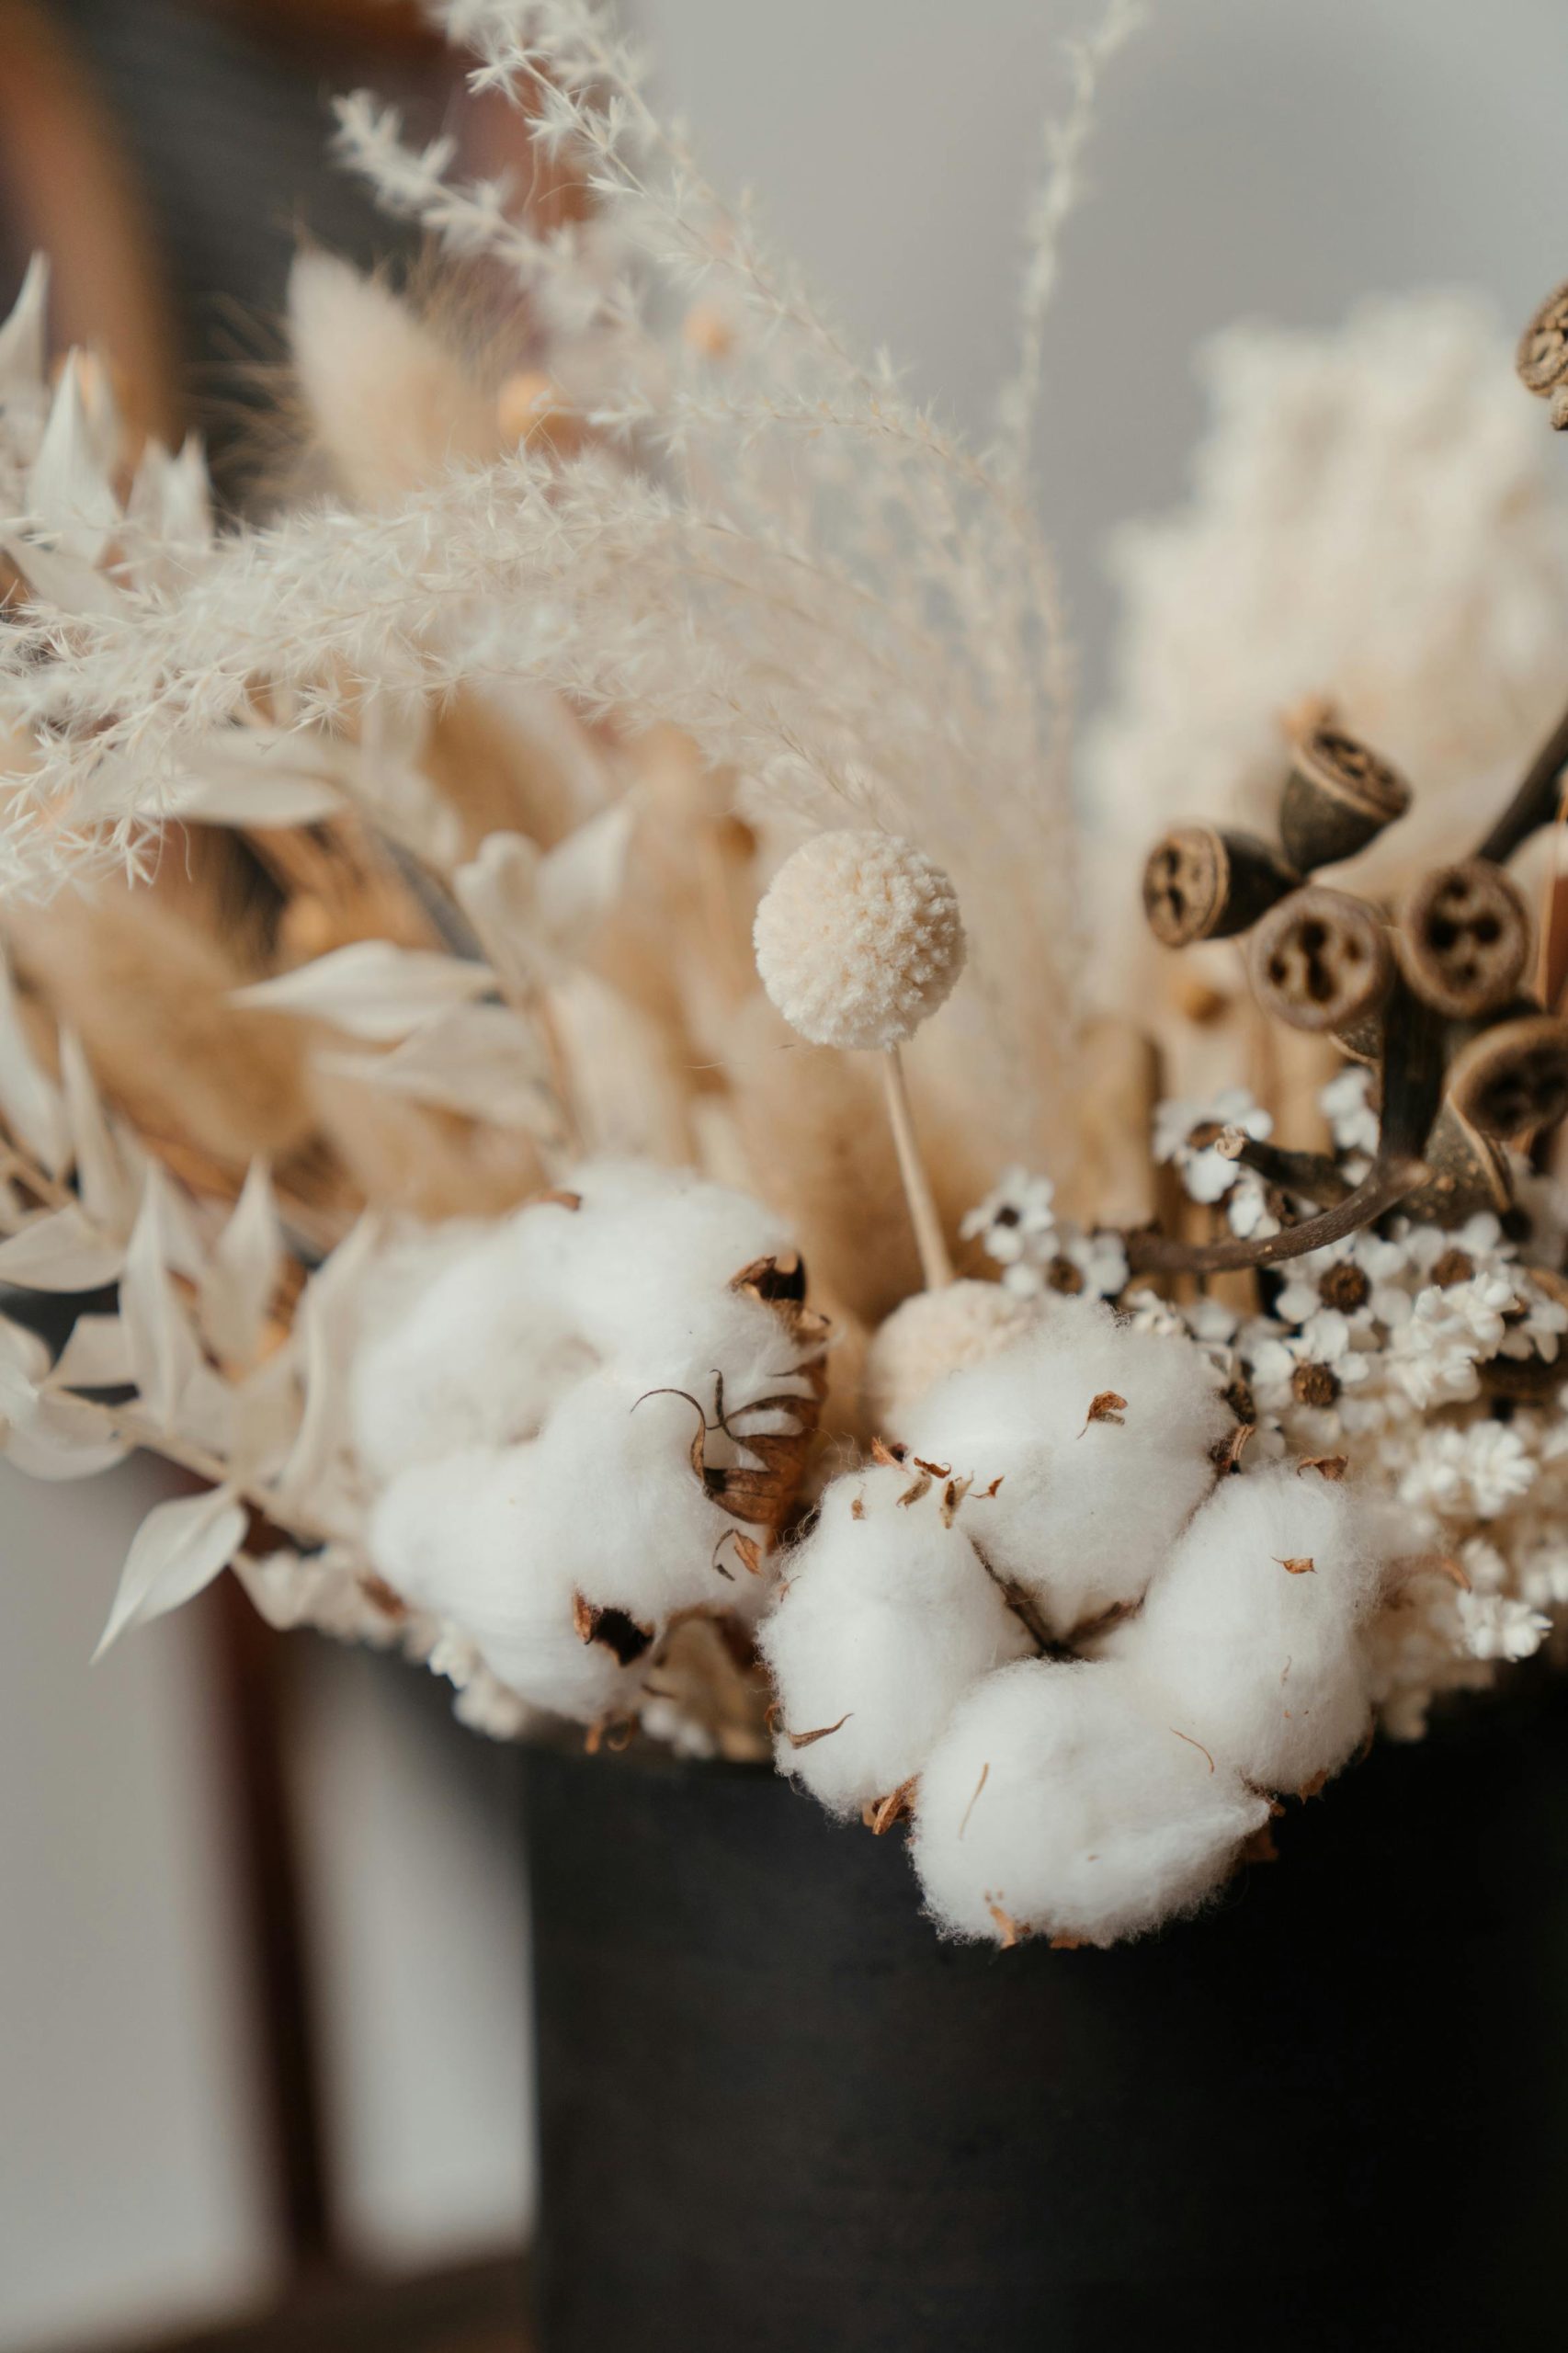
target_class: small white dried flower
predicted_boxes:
[1455,1588,1552,1664]
[753,830,966,1051]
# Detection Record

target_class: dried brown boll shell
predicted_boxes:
[1517,279,1568,397]
[1249,887,1394,1035]
[1447,1015,1568,1140]
[1142,826,1298,947]
[1396,860,1531,1019]
[1397,1103,1511,1227]
[1278,726,1413,874]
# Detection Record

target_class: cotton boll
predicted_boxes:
[862,1280,1041,1431]
[527,1160,798,1358]
[368,1446,642,1722]
[1109,1466,1384,1793]
[911,1658,1269,1947]
[759,1464,1031,1816]
[528,1371,761,1622]
[902,1299,1231,1638]
[348,1218,598,1486]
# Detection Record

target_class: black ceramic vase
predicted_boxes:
[520,1676,1568,2352]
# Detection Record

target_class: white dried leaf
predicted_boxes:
[536,797,637,950]
[358,691,465,867]
[0,253,48,392]
[0,536,123,618]
[0,1315,47,1427]
[0,1209,124,1291]
[233,941,494,1040]
[6,1392,130,1481]
[455,803,635,995]
[48,1311,132,1392]
[121,1167,200,1427]
[198,1161,283,1365]
[167,732,345,828]
[27,353,120,565]
[94,1484,247,1658]
[123,435,212,568]
[0,947,70,1176]
[319,1004,560,1135]
[275,1213,380,1515]
[453,831,545,994]
[59,1029,134,1233]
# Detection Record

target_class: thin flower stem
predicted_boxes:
[881,1045,953,1290]
[1477,688,1568,866]
[1125,1154,1426,1277]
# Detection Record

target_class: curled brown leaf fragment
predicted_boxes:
[1277,1554,1316,1575]
[870,1436,906,1467]
[358,1572,409,1620]
[573,1592,654,1666]
[986,1900,1026,1950]
[1210,1422,1254,1476]
[939,1474,972,1528]
[1170,1726,1216,1773]
[912,1454,951,1478]
[1298,1455,1348,1482]
[1297,1766,1331,1801]
[538,1188,583,1212]
[786,1711,852,1750]
[1239,1822,1279,1867]
[898,1472,932,1507]
[850,1495,866,1520]
[1079,1390,1127,1437]
[728,1531,765,1577]
[862,1778,917,1836]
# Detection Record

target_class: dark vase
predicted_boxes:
[520,1674,1568,2352]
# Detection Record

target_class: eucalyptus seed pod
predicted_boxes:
[1249,886,1394,1035]
[1397,1104,1511,1227]
[1396,859,1532,1019]
[1517,280,1568,418]
[1447,1015,1568,1140]
[1278,726,1412,873]
[1142,826,1299,948]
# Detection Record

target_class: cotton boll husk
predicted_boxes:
[911,1658,1269,1947]
[1107,1466,1384,1795]
[287,256,500,507]
[367,1445,642,1722]
[759,1464,1031,1815]
[901,1300,1231,1638]
[862,1280,1042,1432]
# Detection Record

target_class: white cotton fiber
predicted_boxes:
[349,1219,598,1484]
[1108,1465,1384,1793]
[901,1298,1231,1638]
[526,1370,759,1622]
[368,1445,642,1722]
[759,1464,1031,1815]
[911,1657,1269,1946]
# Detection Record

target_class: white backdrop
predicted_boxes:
[2,2,1565,2343]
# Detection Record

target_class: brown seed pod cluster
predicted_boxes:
[1135,684,1568,1271]
[1517,278,1568,428]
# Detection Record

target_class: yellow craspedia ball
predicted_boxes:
[753,829,966,1051]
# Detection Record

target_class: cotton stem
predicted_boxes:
[881,1044,953,1290]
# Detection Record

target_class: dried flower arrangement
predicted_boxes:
[3,0,1568,1952]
